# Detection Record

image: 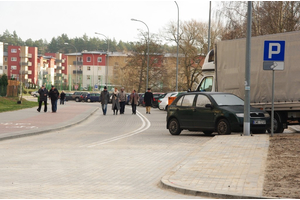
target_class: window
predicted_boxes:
[11,57,17,61]
[181,95,196,107]
[176,96,184,106]
[198,76,213,92]
[11,66,17,70]
[11,49,17,53]
[98,76,101,80]
[196,95,211,108]
[5,66,7,69]
[87,75,90,80]
[0,66,2,70]
[87,57,91,62]
[87,66,91,71]
[5,57,7,62]
[98,57,102,62]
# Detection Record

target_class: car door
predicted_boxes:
[176,94,196,128]
[194,94,215,129]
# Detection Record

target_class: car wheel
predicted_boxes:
[203,131,213,136]
[165,105,168,111]
[168,118,182,135]
[217,119,231,135]
[87,99,91,103]
[75,97,79,102]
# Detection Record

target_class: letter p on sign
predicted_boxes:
[264,41,285,61]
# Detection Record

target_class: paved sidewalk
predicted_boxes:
[0,102,99,141]
[160,134,271,199]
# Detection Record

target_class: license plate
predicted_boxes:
[253,120,266,125]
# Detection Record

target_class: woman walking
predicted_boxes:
[112,88,120,115]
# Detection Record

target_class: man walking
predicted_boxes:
[130,89,139,115]
[37,85,48,112]
[49,85,59,113]
[144,88,154,114]
[60,90,66,105]
[100,86,110,115]
[119,87,127,114]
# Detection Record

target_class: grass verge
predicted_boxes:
[0,97,38,113]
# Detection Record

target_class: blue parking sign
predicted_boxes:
[264,41,285,61]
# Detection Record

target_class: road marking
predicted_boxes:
[80,110,151,148]
[0,123,38,129]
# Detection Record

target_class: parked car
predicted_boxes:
[65,93,73,101]
[31,90,39,97]
[152,93,164,108]
[138,93,144,106]
[158,92,179,110]
[126,93,131,105]
[85,93,100,102]
[70,92,88,102]
[167,92,271,136]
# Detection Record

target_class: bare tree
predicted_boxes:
[162,19,223,90]
[218,1,300,40]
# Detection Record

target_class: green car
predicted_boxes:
[167,92,271,135]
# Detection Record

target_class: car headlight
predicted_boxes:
[236,113,244,118]
[264,112,270,118]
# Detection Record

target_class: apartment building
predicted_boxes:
[6,45,38,86]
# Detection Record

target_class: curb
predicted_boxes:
[0,107,99,142]
[159,174,274,199]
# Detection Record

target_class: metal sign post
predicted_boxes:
[263,41,285,137]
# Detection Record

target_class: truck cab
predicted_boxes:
[196,50,216,92]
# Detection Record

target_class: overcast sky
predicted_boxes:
[0,0,211,44]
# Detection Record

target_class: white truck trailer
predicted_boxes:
[196,31,300,133]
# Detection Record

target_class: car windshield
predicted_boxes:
[211,94,244,106]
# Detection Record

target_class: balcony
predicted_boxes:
[73,70,83,74]
[73,61,83,65]
[56,66,62,70]
[55,59,65,63]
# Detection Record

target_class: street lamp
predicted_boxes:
[18,47,23,104]
[131,18,150,91]
[175,1,179,92]
[95,32,109,87]
[64,43,78,90]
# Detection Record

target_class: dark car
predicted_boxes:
[167,92,271,135]
[138,93,144,106]
[85,93,100,102]
[152,93,164,108]
[70,91,88,102]
[65,93,73,101]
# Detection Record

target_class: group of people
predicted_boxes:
[99,86,153,116]
[37,85,66,113]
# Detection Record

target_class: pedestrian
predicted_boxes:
[144,88,154,114]
[119,87,127,114]
[37,85,48,112]
[48,85,59,113]
[60,90,66,105]
[111,88,120,115]
[100,86,110,115]
[129,89,139,115]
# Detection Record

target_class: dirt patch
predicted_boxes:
[263,133,300,198]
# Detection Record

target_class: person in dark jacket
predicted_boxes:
[100,86,110,115]
[37,85,48,112]
[144,88,154,114]
[60,90,66,105]
[48,85,59,113]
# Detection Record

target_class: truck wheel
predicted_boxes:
[75,97,79,102]
[217,119,231,135]
[271,113,284,133]
[168,118,182,135]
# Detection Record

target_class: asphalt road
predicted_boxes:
[0,102,213,198]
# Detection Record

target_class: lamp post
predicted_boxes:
[131,18,150,91]
[95,32,109,87]
[174,1,179,92]
[64,42,78,90]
